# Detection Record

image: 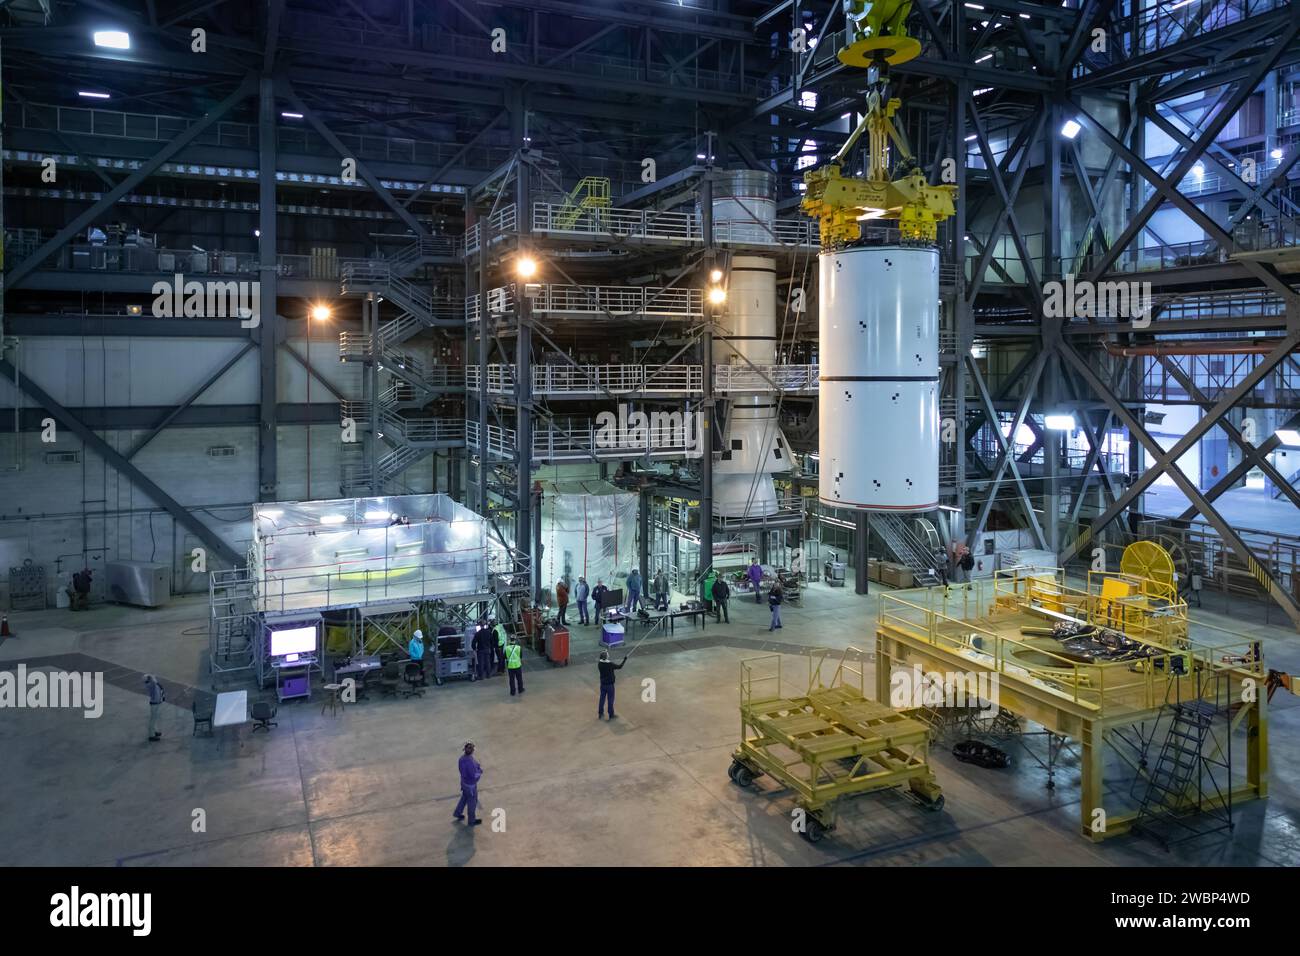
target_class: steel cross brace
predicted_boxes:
[965,351,1049,551]
[0,360,243,567]
[1155,355,1300,515]
[1057,339,1300,629]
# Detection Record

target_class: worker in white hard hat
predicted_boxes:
[407,629,427,685]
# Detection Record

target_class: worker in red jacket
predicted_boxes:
[556,578,570,626]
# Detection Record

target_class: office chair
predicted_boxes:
[402,661,425,698]
[192,696,214,736]
[379,661,402,698]
[251,700,278,732]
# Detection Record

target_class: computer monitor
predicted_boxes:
[270,624,317,657]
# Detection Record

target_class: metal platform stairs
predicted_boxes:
[871,514,946,586]
[1131,670,1234,848]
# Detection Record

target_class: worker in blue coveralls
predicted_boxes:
[454,742,483,826]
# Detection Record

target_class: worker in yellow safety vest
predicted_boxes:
[494,620,508,676]
[505,637,525,697]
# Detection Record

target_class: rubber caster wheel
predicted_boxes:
[923,795,945,813]
[801,818,827,843]
[727,760,743,782]
[733,766,755,787]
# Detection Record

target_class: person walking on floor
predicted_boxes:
[748,559,764,603]
[143,673,165,742]
[505,636,525,696]
[712,575,731,624]
[653,568,669,610]
[472,620,493,681]
[454,742,483,826]
[576,576,590,625]
[494,619,508,676]
[597,650,627,720]
[556,578,570,627]
[626,567,643,612]
[768,582,784,631]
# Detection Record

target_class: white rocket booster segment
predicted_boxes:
[818,244,939,512]
[707,171,793,519]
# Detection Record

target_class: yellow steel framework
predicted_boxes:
[800,2,955,245]
[876,568,1267,841]
[555,176,612,229]
[730,646,944,842]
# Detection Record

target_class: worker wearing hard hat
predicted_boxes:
[505,636,525,697]
[407,629,427,685]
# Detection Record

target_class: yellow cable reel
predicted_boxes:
[1120,540,1177,601]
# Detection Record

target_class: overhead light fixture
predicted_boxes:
[93,30,130,50]
[310,304,332,322]
[965,134,977,141]
[1019,12,1031,18]
[709,268,723,282]
[1271,147,1284,160]
[696,153,707,160]
[974,87,994,96]
[364,510,394,521]
[1276,429,1300,447]
[1045,414,1077,431]
[281,111,304,119]
[707,286,727,305]
[1192,161,1205,177]
[1060,119,1083,139]
[976,54,993,63]
[334,547,370,559]
[319,514,347,525]
[964,2,985,8]
[78,90,111,100]
[516,256,538,278]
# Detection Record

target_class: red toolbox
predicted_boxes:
[546,627,569,666]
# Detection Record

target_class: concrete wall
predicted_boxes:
[0,332,454,606]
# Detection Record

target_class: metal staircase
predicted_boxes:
[208,565,256,681]
[871,514,946,586]
[1132,671,1234,848]
[341,261,460,329]
[339,399,466,494]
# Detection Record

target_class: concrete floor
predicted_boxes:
[3,578,1300,867]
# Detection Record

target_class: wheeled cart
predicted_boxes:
[729,647,944,843]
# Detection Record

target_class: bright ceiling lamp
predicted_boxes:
[93,30,130,50]
[1060,119,1082,140]
[319,514,347,525]
[1045,414,1077,431]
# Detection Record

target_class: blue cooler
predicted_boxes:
[600,622,625,648]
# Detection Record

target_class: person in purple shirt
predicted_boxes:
[454,741,483,826]
[748,559,764,603]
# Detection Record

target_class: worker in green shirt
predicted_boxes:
[701,568,717,614]
[505,636,525,696]
[493,620,508,676]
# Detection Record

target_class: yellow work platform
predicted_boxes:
[730,648,944,843]
[876,567,1267,842]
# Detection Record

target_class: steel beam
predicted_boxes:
[1058,341,1300,629]
[0,359,244,567]
[6,74,256,289]
[126,342,255,461]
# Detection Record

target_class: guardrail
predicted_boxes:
[465,419,518,460]
[713,364,818,393]
[532,202,700,242]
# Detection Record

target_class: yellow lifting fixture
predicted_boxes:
[729,647,944,842]
[801,0,955,246]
